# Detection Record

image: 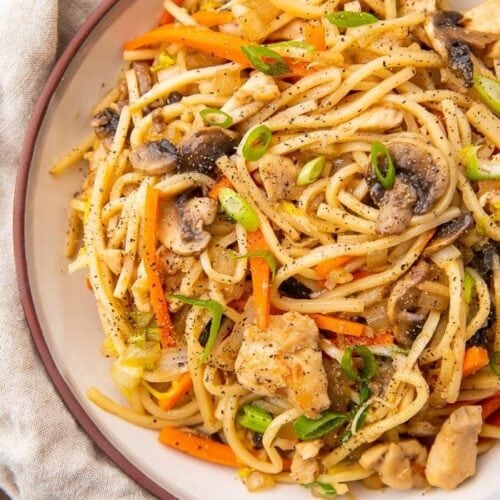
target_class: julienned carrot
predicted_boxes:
[247,230,271,330]
[304,22,326,51]
[159,0,184,25]
[331,331,394,347]
[481,393,500,419]
[159,427,239,467]
[158,372,193,411]
[193,10,234,26]
[315,255,353,279]
[209,177,233,201]
[310,314,365,337]
[124,25,250,65]
[462,346,489,378]
[143,187,175,347]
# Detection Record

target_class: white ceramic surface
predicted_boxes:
[20,0,499,498]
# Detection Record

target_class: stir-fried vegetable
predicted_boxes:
[173,294,224,365]
[326,11,378,28]
[242,125,272,161]
[199,108,233,128]
[462,346,489,377]
[297,156,325,186]
[304,22,326,51]
[474,74,500,115]
[159,427,239,467]
[267,40,316,52]
[371,141,396,189]
[241,45,289,76]
[218,188,260,231]
[481,394,500,419]
[294,411,348,440]
[303,482,337,497]
[192,10,234,26]
[158,372,193,411]
[490,351,500,377]
[315,255,353,279]
[150,52,175,72]
[208,176,232,200]
[311,314,366,336]
[237,404,273,433]
[229,249,277,278]
[461,145,500,181]
[463,270,475,304]
[341,346,377,381]
[158,0,183,25]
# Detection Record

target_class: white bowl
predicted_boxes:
[14,0,498,498]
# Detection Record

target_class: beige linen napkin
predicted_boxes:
[0,1,152,498]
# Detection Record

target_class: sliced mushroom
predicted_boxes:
[177,127,238,178]
[129,139,177,175]
[278,277,312,299]
[91,107,119,142]
[258,153,299,201]
[367,140,449,235]
[158,195,217,255]
[132,61,153,96]
[424,213,474,256]
[470,240,497,281]
[425,11,498,87]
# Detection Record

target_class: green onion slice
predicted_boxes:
[229,250,277,278]
[325,11,378,28]
[218,188,260,231]
[489,350,500,377]
[293,411,348,440]
[474,74,500,115]
[297,156,325,186]
[460,144,500,181]
[172,295,224,365]
[241,45,289,76]
[303,482,337,497]
[341,346,377,382]
[151,52,175,72]
[463,269,475,304]
[199,108,233,128]
[236,404,273,433]
[242,125,272,161]
[359,380,371,404]
[267,40,316,52]
[371,141,396,189]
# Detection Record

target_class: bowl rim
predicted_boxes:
[12,1,175,498]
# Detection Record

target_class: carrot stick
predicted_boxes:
[247,230,271,330]
[208,177,233,201]
[315,256,353,279]
[159,0,184,25]
[143,187,175,347]
[304,21,326,51]
[310,314,365,336]
[481,394,500,419]
[159,427,239,467]
[193,10,234,26]
[158,372,193,411]
[124,25,250,65]
[462,346,489,378]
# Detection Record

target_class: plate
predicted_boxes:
[13,0,498,499]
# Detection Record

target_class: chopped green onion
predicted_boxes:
[128,311,154,329]
[371,141,396,189]
[325,11,378,28]
[354,404,370,432]
[489,350,500,377]
[151,52,175,72]
[128,326,161,346]
[229,250,277,278]
[241,45,289,76]
[218,188,260,231]
[242,125,272,161]
[267,40,316,52]
[172,295,224,365]
[463,270,475,304]
[293,411,348,440]
[341,346,377,382]
[303,482,337,497]
[297,156,325,186]
[474,74,500,115]
[199,108,233,128]
[237,404,273,433]
[359,380,371,404]
[460,144,500,181]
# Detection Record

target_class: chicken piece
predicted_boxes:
[425,406,482,490]
[463,0,500,58]
[235,312,330,418]
[360,440,428,490]
[258,153,299,201]
[224,72,280,112]
[358,107,404,132]
[400,0,435,15]
[290,440,323,483]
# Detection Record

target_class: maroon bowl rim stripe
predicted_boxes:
[13,1,175,498]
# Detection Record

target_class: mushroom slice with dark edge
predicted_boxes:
[367,140,449,235]
[158,195,218,255]
[132,61,153,96]
[424,213,474,256]
[177,127,239,178]
[91,107,119,142]
[425,11,498,87]
[129,139,177,175]
[278,277,312,299]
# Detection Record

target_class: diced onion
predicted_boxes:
[430,245,462,268]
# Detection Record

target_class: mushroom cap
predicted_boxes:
[129,139,177,176]
[424,213,474,256]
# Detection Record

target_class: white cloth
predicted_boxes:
[0,1,152,498]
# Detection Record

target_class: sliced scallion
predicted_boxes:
[341,346,377,382]
[293,411,348,440]
[267,40,316,52]
[241,45,289,76]
[229,249,277,278]
[303,482,337,497]
[371,141,396,189]
[237,404,273,433]
[474,74,500,115]
[199,108,233,128]
[242,125,272,161]
[463,269,475,304]
[297,156,325,186]
[460,144,500,181]
[218,188,260,231]
[325,11,378,28]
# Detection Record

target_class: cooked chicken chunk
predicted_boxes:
[235,312,330,418]
[425,406,482,490]
[464,0,500,58]
[400,0,435,15]
[258,153,299,201]
[358,107,404,132]
[290,440,323,483]
[360,440,428,490]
